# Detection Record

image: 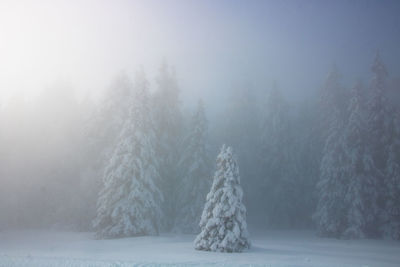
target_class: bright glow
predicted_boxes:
[0,0,162,104]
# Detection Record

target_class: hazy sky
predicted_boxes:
[0,0,399,107]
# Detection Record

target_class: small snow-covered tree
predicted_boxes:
[343,81,379,239]
[93,70,162,238]
[194,145,250,252]
[174,100,211,233]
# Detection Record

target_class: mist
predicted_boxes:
[0,0,400,266]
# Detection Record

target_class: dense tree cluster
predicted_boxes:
[314,54,400,239]
[0,54,399,242]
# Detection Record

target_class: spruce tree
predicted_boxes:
[343,81,379,239]
[367,53,392,237]
[383,112,400,239]
[85,73,133,170]
[175,100,211,233]
[194,145,250,252]
[259,86,298,227]
[153,61,183,230]
[368,52,391,173]
[314,109,348,238]
[93,70,162,238]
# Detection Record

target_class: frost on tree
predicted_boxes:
[93,70,162,239]
[85,73,133,170]
[366,53,392,237]
[383,112,400,240]
[342,81,379,239]
[314,109,348,238]
[259,85,301,227]
[194,145,250,252]
[174,100,211,233]
[153,61,183,230]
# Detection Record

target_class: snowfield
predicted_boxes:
[0,230,399,267]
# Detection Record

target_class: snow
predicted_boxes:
[1,230,400,267]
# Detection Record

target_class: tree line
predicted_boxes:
[0,54,399,240]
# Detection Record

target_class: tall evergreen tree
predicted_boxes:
[93,71,162,238]
[343,81,379,239]
[314,109,348,238]
[81,73,134,229]
[259,86,298,227]
[194,145,250,252]
[366,53,392,237]
[174,100,211,233]
[85,73,133,170]
[317,66,348,141]
[383,111,400,239]
[153,61,183,230]
[368,53,391,172]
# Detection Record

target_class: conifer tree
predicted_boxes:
[259,86,298,227]
[153,61,183,230]
[383,112,400,239]
[194,145,250,252]
[366,53,392,237]
[93,70,162,238]
[85,73,133,170]
[175,100,211,233]
[343,81,379,239]
[368,53,391,173]
[314,109,348,238]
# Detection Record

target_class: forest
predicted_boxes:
[0,1,399,266]
[1,53,399,242]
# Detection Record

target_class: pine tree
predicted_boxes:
[194,145,250,252]
[153,61,183,230]
[343,81,379,239]
[383,111,400,239]
[93,70,162,238]
[314,109,348,238]
[174,100,211,233]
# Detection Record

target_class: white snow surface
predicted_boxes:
[0,230,399,267]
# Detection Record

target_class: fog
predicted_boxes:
[1,0,400,248]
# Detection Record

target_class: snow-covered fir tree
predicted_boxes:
[194,145,250,252]
[259,85,299,227]
[153,61,183,230]
[367,52,391,173]
[314,109,348,238]
[366,53,392,237]
[317,66,348,140]
[85,72,133,170]
[174,100,211,233]
[93,70,162,239]
[81,74,134,229]
[383,111,400,239]
[342,81,379,239]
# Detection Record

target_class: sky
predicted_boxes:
[0,0,399,108]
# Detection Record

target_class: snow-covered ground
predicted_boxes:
[0,230,399,267]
